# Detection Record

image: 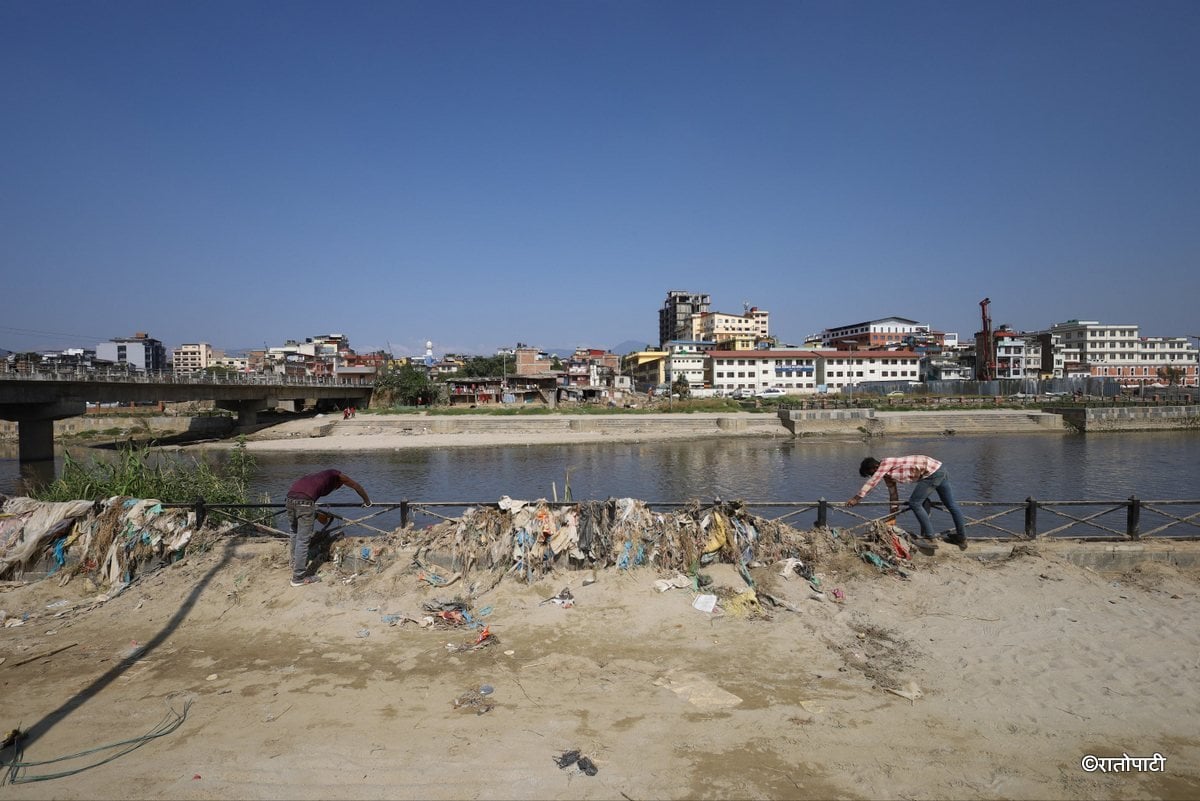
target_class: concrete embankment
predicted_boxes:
[1051,405,1200,433]
[781,408,1067,437]
[327,412,788,439]
[0,413,234,443]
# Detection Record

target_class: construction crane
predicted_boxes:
[978,297,997,381]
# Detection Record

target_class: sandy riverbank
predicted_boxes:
[216,413,801,453]
[1,533,1197,800]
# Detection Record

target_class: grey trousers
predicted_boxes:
[285,497,316,581]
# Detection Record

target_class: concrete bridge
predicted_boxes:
[0,372,372,484]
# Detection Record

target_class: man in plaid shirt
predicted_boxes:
[847,455,968,549]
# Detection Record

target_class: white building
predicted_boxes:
[172,342,221,374]
[1048,320,1199,386]
[664,341,715,388]
[820,317,931,349]
[813,351,922,392]
[96,333,167,372]
[691,307,770,343]
[708,350,819,395]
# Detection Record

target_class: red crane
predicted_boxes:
[978,297,996,381]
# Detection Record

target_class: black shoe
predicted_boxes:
[944,534,968,551]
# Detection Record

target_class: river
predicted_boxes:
[5,430,1197,536]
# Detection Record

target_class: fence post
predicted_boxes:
[1024,497,1037,539]
[193,496,207,529]
[1127,495,1141,540]
[400,500,409,529]
[816,497,827,529]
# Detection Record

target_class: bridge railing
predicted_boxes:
[170,496,1200,542]
[0,368,372,388]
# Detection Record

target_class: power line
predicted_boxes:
[0,325,112,342]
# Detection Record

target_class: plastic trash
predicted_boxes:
[692,594,718,613]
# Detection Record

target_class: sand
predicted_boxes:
[222,414,794,453]
[2,529,1199,800]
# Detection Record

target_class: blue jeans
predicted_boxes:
[906,467,966,539]
[286,497,316,581]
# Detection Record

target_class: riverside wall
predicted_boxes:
[1051,405,1200,433]
[781,408,1067,437]
[0,413,234,442]
[332,413,789,438]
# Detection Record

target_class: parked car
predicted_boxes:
[756,387,788,399]
[886,391,905,397]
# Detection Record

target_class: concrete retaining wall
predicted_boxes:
[341,413,787,437]
[780,409,1066,436]
[0,414,234,442]
[1052,405,1200,433]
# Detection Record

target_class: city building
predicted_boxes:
[691,306,769,343]
[658,290,711,347]
[621,348,669,392]
[663,340,716,389]
[96,333,168,372]
[1048,320,1199,386]
[708,349,820,395]
[172,342,220,375]
[820,317,937,350]
[812,351,922,392]
[214,355,250,372]
[514,346,555,377]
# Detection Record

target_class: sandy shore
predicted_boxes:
[223,414,798,453]
[2,533,1198,800]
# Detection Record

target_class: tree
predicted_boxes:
[1157,365,1184,386]
[672,374,691,399]
[374,364,435,406]
[457,355,513,378]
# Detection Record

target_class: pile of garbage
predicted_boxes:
[0,496,231,588]
[413,496,877,586]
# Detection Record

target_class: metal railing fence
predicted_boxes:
[168,496,1200,542]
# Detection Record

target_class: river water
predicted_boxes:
[5,430,1196,536]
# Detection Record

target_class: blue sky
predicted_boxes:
[3,0,1198,358]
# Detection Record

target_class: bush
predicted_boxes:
[34,438,256,505]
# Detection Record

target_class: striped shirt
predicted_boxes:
[857,455,942,498]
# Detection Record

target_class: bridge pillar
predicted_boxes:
[0,399,88,489]
[216,399,268,427]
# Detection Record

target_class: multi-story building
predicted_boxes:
[622,348,668,392]
[514,346,554,377]
[658,290,711,347]
[820,317,934,350]
[663,341,715,388]
[992,327,1027,379]
[43,348,99,371]
[813,351,922,392]
[214,355,250,372]
[172,342,220,375]
[96,333,168,372]
[1048,320,1199,386]
[691,307,769,343]
[708,349,820,395]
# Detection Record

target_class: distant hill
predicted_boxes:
[612,339,653,355]
[0,347,11,359]
[541,340,650,358]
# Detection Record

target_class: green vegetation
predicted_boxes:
[429,405,553,416]
[34,438,256,505]
[1158,365,1185,385]
[373,364,436,406]
[453,354,514,378]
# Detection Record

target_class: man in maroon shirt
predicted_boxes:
[285,469,371,586]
